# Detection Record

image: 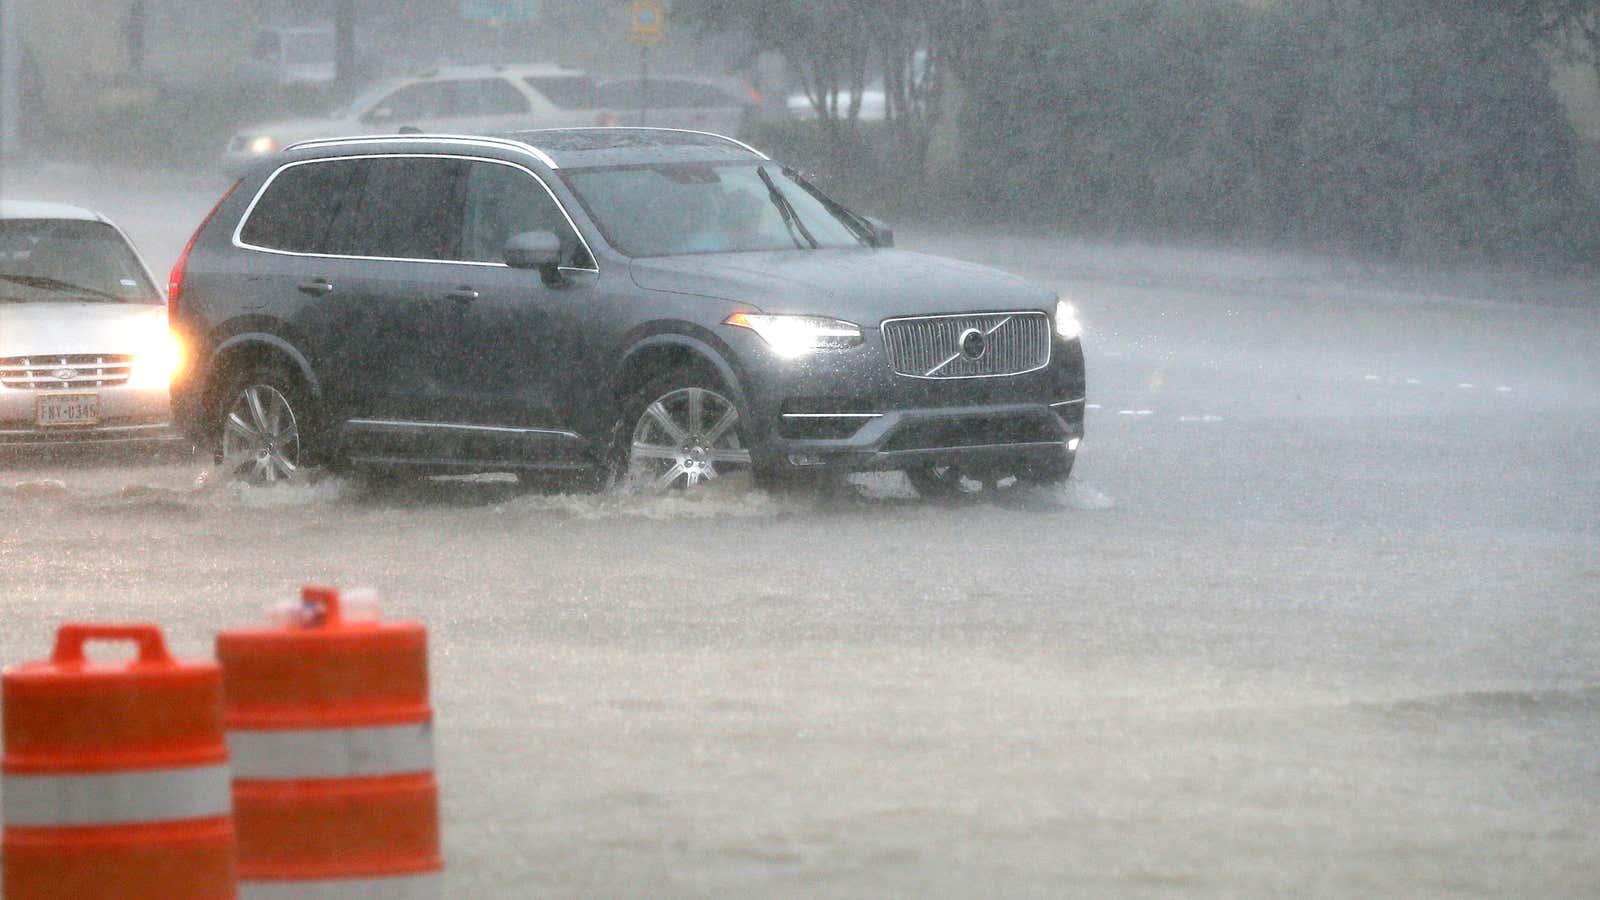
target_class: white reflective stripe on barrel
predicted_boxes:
[241,872,441,899]
[228,722,434,779]
[1,763,232,826]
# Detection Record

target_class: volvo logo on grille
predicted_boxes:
[958,328,987,361]
[52,368,76,381]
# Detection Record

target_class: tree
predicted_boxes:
[678,0,995,198]
[1536,1,1600,88]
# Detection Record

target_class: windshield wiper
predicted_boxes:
[789,168,876,245]
[757,167,819,250]
[0,273,123,302]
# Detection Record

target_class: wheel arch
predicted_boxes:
[611,331,748,410]
[207,333,320,399]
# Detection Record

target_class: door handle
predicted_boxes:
[298,278,334,297]
[446,287,480,303]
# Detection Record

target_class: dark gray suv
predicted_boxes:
[168,128,1085,495]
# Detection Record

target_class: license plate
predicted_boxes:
[37,393,100,427]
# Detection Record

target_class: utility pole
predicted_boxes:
[629,0,663,127]
[0,0,20,167]
[334,0,356,84]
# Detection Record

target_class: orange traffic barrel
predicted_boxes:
[2,623,236,900]
[216,586,441,898]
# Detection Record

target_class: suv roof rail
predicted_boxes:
[280,133,561,169]
[503,126,770,161]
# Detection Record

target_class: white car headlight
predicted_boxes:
[1055,298,1082,340]
[247,135,279,155]
[128,329,185,389]
[724,312,862,357]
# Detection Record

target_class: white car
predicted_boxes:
[222,64,600,172]
[0,202,179,450]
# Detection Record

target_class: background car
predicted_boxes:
[0,202,180,451]
[221,64,599,172]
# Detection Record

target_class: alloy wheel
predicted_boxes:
[219,384,301,484]
[627,386,752,490]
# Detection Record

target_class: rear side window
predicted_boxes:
[238,159,363,253]
[324,157,468,261]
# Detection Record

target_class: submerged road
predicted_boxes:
[3,166,1598,896]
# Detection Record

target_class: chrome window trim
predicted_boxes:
[344,419,581,440]
[231,153,599,273]
[1050,398,1086,407]
[878,310,1052,380]
[282,134,561,169]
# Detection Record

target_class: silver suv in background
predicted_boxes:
[222,64,599,172]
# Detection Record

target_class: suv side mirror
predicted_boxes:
[865,217,894,248]
[504,230,565,285]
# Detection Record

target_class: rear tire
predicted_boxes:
[212,364,315,485]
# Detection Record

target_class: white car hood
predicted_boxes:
[0,302,167,359]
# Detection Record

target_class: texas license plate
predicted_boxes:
[37,393,100,427]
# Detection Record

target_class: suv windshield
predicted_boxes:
[563,163,872,257]
[0,219,158,304]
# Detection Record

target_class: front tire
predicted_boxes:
[214,366,311,485]
[615,368,754,492]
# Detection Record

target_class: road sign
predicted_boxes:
[630,0,664,46]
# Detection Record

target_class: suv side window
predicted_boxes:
[460,161,589,268]
[238,158,363,253]
[454,79,531,116]
[325,156,469,261]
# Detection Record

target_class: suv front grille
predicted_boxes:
[881,312,1050,378]
[1,355,135,390]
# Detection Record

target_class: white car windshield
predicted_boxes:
[564,163,872,257]
[0,220,159,304]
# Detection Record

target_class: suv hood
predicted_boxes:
[0,302,167,359]
[628,249,1053,323]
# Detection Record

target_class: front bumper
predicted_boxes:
[0,384,178,448]
[735,329,1086,475]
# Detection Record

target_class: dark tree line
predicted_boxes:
[691,0,1600,267]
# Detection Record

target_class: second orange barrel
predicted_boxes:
[216,586,441,898]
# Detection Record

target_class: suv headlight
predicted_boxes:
[724,313,863,357]
[1055,298,1082,340]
